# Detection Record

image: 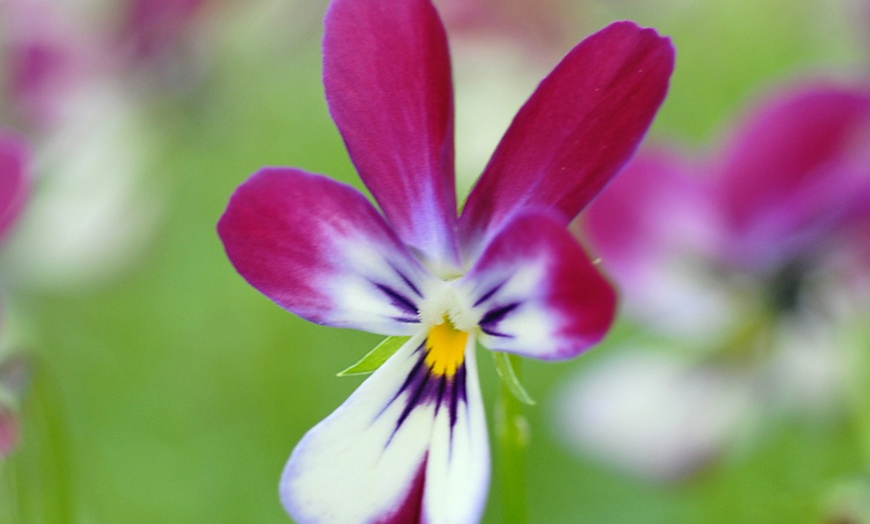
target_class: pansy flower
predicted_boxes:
[219,0,673,521]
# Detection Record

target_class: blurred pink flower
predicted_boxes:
[1,0,92,130]
[582,83,870,323]
[1,0,167,289]
[0,132,30,459]
[434,0,579,51]
[559,82,870,480]
[118,0,208,64]
[0,132,30,245]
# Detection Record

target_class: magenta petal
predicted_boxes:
[0,132,30,246]
[711,85,870,268]
[459,21,674,254]
[218,168,430,335]
[323,0,459,268]
[463,211,616,359]
[578,149,714,295]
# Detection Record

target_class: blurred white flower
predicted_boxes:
[555,350,756,480]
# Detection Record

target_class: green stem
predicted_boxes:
[496,354,529,524]
[846,321,870,473]
[18,356,76,524]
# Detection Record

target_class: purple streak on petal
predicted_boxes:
[392,265,425,299]
[386,343,468,442]
[374,283,420,317]
[323,0,459,267]
[449,363,466,432]
[479,302,519,328]
[375,456,427,524]
[459,21,674,258]
[472,280,507,308]
[218,167,428,335]
[0,132,31,246]
[710,84,870,270]
[465,211,616,359]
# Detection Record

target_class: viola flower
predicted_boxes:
[219,0,673,521]
[1,0,165,290]
[560,83,870,480]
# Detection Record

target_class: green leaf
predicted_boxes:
[492,352,536,405]
[337,336,410,377]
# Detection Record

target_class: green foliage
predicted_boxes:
[491,351,535,406]
[337,336,410,377]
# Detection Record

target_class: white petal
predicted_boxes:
[555,350,754,480]
[281,331,489,523]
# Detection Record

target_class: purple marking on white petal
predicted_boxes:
[465,211,616,359]
[391,264,425,299]
[479,302,519,327]
[449,362,467,433]
[374,282,420,317]
[479,303,519,339]
[384,343,469,444]
[472,279,507,308]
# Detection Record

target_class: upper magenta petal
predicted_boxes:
[459,21,674,260]
[217,167,430,335]
[323,0,459,269]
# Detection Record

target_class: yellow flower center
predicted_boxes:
[424,320,468,377]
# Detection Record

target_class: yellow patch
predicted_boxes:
[424,321,468,377]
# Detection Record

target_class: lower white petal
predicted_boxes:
[281,331,489,524]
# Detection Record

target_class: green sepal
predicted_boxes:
[337,336,410,377]
[492,351,536,405]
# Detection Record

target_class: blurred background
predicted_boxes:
[1,0,869,522]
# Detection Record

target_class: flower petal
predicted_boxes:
[459,21,674,255]
[578,149,711,287]
[574,149,735,339]
[711,84,870,269]
[281,331,489,524]
[323,0,459,269]
[462,211,616,359]
[554,349,754,480]
[0,132,30,245]
[218,168,431,335]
